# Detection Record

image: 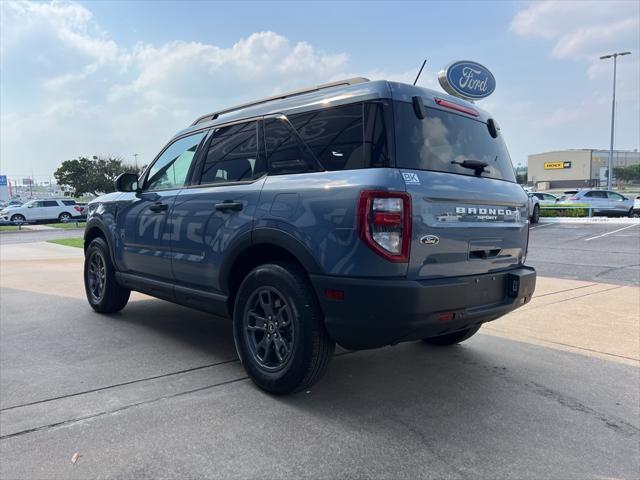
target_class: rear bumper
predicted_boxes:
[310,266,536,350]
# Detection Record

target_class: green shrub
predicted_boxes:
[540,205,590,217]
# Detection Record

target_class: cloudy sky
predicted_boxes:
[1,0,639,180]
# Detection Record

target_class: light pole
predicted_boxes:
[600,51,631,190]
[133,153,139,170]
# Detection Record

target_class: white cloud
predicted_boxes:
[1,0,119,63]
[2,2,396,176]
[511,1,639,61]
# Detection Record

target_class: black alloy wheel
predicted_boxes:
[243,287,295,371]
[87,250,106,302]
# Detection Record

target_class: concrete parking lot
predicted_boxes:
[0,223,638,479]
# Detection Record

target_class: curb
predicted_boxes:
[540,217,640,224]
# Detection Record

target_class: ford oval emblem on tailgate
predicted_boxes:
[420,235,440,245]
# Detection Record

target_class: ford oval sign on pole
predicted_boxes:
[438,61,496,101]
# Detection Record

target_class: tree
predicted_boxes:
[613,164,640,183]
[54,156,138,197]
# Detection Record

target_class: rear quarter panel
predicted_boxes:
[254,168,408,277]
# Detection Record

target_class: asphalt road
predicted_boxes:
[527,223,640,286]
[1,291,638,480]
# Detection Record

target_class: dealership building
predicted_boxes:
[527,149,640,189]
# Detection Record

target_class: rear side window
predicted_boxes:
[199,121,262,184]
[585,191,607,198]
[62,200,75,206]
[264,117,317,175]
[607,192,624,200]
[43,201,58,207]
[288,102,391,171]
[394,101,516,182]
[289,104,364,171]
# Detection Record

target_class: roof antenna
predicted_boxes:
[413,59,427,86]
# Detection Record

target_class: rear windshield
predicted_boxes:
[394,101,516,182]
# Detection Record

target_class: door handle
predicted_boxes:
[149,202,168,212]
[215,201,243,211]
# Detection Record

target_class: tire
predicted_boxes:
[423,325,482,346]
[58,212,72,222]
[10,214,25,223]
[531,204,540,224]
[233,262,335,395]
[84,237,130,313]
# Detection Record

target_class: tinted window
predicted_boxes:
[146,132,207,191]
[607,192,624,200]
[264,117,317,175]
[544,194,556,201]
[394,101,516,182]
[585,191,607,198]
[290,104,363,171]
[288,102,391,171]
[199,122,261,184]
[43,201,58,207]
[62,200,75,205]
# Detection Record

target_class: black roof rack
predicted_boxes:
[190,77,370,126]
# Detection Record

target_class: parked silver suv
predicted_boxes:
[564,189,634,216]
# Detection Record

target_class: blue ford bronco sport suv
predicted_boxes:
[84,78,536,394]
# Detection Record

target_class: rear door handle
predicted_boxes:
[215,201,243,211]
[149,202,168,212]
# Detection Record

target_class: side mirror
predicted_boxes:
[115,172,139,192]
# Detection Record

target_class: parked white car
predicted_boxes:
[530,192,559,206]
[527,193,540,223]
[0,199,79,223]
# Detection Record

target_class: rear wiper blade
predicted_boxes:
[451,159,488,176]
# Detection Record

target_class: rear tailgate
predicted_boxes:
[403,170,528,280]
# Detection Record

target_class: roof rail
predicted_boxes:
[190,77,370,126]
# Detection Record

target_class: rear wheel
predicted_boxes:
[233,262,335,395]
[423,325,481,346]
[531,204,540,224]
[84,237,130,313]
[58,212,72,222]
[10,214,25,223]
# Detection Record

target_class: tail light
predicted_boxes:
[74,206,83,212]
[358,190,411,262]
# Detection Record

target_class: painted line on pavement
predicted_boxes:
[584,224,639,241]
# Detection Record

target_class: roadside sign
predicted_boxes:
[438,60,496,100]
[544,162,572,170]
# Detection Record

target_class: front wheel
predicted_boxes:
[10,214,25,223]
[423,325,481,346]
[233,262,335,395]
[84,237,130,313]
